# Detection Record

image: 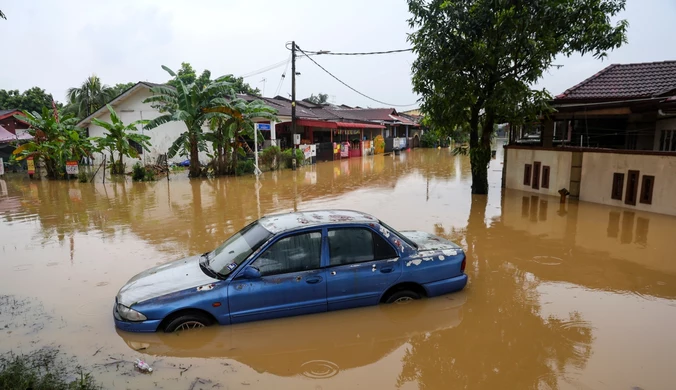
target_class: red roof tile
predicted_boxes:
[556,60,676,100]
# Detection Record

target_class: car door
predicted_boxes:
[227,230,327,324]
[326,227,402,311]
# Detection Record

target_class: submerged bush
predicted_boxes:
[78,171,88,183]
[235,159,255,176]
[259,146,282,170]
[0,348,100,390]
[131,162,156,182]
[281,148,306,168]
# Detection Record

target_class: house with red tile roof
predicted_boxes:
[504,60,676,216]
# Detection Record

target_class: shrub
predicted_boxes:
[281,148,306,169]
[260,146,282,170]
[78,171,88,183]
[0,349,100,390]
[132,162,156,182]
[420,131,439,148]
[235,159,255,176]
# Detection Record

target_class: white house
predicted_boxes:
[76,82,212,168]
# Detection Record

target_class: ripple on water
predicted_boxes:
[12,264,34,271]
[301,360,340,379]
[531,256,563,266]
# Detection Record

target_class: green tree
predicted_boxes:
[305,93,329,104]
[110,82,136,98]
[91,104,150,174]
[206,97,277,176]
[12,108,93,179]
[167,63,259,95]
[407,0,628,194]
[0,87,57,113]
[144,65,239,178]
[66,75,114,119]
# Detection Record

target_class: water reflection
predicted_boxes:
[118,293,466,378]
[401,196,593,389]
[1,149,676,389]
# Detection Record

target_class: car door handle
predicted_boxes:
[306,276,323,284]
[380,267,394,274]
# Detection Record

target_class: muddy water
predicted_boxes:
[1,148,676,389]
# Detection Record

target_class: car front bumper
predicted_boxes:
[113,303,161,333]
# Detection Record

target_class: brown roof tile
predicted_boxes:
[556,60,676,100]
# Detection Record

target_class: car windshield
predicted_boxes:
[208,222,273,275]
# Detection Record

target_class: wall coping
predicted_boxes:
[504,144,676,157]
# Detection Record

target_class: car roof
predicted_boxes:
[259,209,379,234]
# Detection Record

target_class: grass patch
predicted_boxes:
[0,348,100,389]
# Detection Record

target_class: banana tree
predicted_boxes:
[143,66,238,178]
[205,97,277,175]
[12,108,92,179]
[91,104,150,174]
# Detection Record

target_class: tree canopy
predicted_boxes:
[166,62,260,95]
[0,87,58,113]
[407,0,628,194]
[305,93,329,104]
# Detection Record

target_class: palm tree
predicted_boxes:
[91,104,150,174]
[143,65,239,178]
[66,75,114,119]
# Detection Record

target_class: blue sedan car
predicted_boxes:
[114,210,468,333]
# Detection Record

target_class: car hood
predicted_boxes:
[117,255,218,307]
[399,230,461,252]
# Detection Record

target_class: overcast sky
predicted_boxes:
[1,0,674,109]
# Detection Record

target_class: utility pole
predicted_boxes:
[291,41,297,150]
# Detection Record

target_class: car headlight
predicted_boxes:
[117,304,147,322]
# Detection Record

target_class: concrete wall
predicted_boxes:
[505,148,572,197]
[87,87,212,168]
[580,152,676,216]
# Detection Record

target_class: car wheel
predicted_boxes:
[384,290,421,304]
[163,312,214,333]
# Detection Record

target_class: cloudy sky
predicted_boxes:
[1,0,674,109]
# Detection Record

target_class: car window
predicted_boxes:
[373,231,398,259]
[327,228,370,265]
[253,231,322,276]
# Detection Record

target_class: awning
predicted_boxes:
[336,122,385,129]
[280,119,337,128]
[0,125,33,143]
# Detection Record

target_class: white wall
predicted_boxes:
[505,148,573,196]
[580,152,676,216]
[86,87,212,169]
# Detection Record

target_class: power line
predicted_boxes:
[274,52,292,96]
[241,53,314,79]
[300,48,413,56]
[295,45,418,108]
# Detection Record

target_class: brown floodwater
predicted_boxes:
[1,147,676,389]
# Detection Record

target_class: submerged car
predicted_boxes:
[114,210,468,333]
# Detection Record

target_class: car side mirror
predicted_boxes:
[240,266,261,279]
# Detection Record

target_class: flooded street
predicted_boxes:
[2,148,676,389]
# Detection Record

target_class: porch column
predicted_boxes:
[270,120,277,146]
[542,119,554,147]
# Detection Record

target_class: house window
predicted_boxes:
[639,175,655,205]
[523,164,532,186]
[129,139,143,155]
[660,130,676,152]
[541,166,550,189]
[611,173,624,200]
[625,170,639,206]
[532,161,541,190]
